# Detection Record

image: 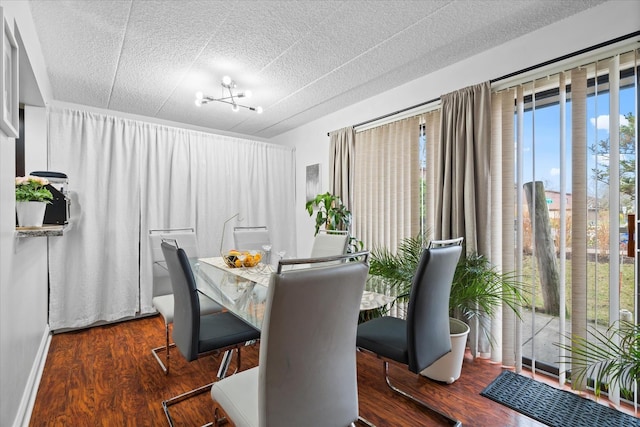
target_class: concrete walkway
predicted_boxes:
[520,309,615,370]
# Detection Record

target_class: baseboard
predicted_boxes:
[13,325,51,427]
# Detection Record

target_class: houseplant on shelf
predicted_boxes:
[305,192,363,252]
[15,175,53,227]
[370,234,524,383]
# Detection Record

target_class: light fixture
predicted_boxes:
[195,75,263,114]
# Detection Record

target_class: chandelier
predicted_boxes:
[195,75,263,113]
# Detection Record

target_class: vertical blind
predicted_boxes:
[493,48,637,407]
[336,44,638,397]
[353,116,421,253]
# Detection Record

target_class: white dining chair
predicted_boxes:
[310,229,349,258]
[233,226,271,251]
[211,251,370,427]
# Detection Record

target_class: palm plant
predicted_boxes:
[369,234,525,323]
[556,321,640,399]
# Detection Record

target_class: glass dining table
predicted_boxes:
[161,256,395,378]
[192,256,396,330]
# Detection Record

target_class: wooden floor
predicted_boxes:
[30,315,638,426]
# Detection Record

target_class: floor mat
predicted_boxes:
[480,370,640,427]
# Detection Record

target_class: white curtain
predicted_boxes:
[47,107,295,330]
[139,126,195,314]
[190,133,297,259]
[48,109,142,329]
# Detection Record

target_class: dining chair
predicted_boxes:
[211,251,370,427]
[310,229,349,258]
[149,228,223,375]
[356,237,463,426]
[232,225,271,251]
[160,241,261,426]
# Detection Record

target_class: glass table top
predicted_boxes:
[192,257,395,330]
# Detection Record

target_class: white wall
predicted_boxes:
[271,0,640,257]
[0,2,52,426]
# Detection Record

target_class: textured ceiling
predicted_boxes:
[27,0,606,139]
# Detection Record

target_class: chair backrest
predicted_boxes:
[149,228,198,297]
[406,239,462,374]
[309,230,349,258]
[259,252,370,427]
[233,226,270,251]
[161,241,200,362]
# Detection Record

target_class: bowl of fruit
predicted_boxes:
[223,250,263,268]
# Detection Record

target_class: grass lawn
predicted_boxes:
[521,253,635,324]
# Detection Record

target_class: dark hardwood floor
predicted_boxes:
[29,315,637,426]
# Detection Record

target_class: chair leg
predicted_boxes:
[357,416,377,426]
[151,323,175,374]
[382,361,462,427]
[163,345,247,426]
[216,346,244,380]
[213,406,229,426]
[162,382,214,427]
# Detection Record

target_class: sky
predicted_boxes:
[521,85,636,195]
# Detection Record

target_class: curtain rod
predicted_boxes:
[327,30,640,137]
[327,97,439,137]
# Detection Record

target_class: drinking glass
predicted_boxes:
[261,244,272,265]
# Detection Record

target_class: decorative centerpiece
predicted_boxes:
[15,176,53,227]
[223,250,263,268]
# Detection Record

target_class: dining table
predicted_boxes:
[192,256,396,330]
[189,256,396,378]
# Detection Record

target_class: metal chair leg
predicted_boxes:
[357,415,377,426]
[163,382,214,427]
[382,361,462,427]
[162,345,246,426]
[151,323,175,374]
[213,407,228,426]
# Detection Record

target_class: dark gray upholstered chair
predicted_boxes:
[356,238,463,427]
[233,226,271,251]
[211,251,370,427]
[149,228,223,374]
[160,241,260,427]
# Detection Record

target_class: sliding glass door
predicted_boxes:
[512,49,638,403]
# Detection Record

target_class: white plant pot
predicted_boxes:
[16,201,47,227]
[420,317,470,384]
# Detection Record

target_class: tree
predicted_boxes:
[590,112,635,210]
[524,181,560,316]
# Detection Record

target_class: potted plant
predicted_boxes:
[369,234,524,383]
[15,175,53,227]
[305,192,363,252]
[555,321,640,400]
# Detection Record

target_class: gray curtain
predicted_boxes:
[436,82,491,256]
[436,82,492,356]
[329,127,355,211]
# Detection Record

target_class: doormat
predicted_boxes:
[480,370,640,427]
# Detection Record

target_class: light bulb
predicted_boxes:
[244,90,252,98]
[195,99,202,107]
[256,106,263,114]
[232,104,240,112]
[222,75,232,86]
[195,91,204,100]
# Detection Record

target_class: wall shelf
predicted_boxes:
[15,225,65,237]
